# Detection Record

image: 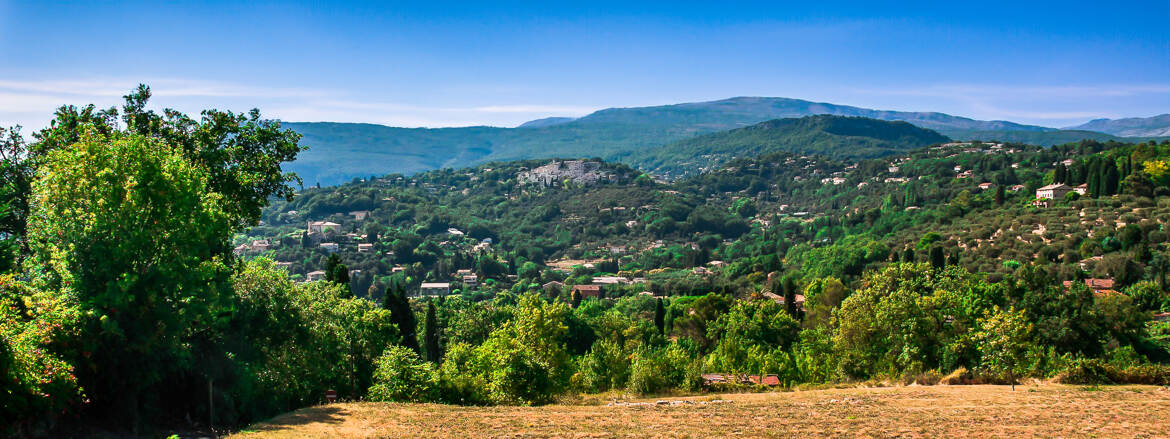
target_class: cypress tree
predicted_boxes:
[946,251,960,266]
[1087,159,1101,198]
[383,278,419,353]
[654,298,665,335]
[782,276,798,318]
[994,185,1005,205]
[930,246,945,270]
[1104,164,1120,196]
[424,301,440,363]
[903,248,916,263]
[664,307,674,334]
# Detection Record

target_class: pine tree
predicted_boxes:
[424,300,440,363]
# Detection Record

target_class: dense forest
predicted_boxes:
[3,87,1170,437]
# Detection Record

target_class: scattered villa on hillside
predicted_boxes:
[418,282,451,297]
[1036,183,1071,200]
[307,221,341,234]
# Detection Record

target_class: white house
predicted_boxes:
[418,282,451,297]
[1036,183,1072,200]
[307,221,341,235]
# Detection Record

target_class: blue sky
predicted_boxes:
[0,1,1167,130]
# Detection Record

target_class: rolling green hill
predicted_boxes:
[626,115,951,178]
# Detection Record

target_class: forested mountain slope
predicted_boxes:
[626,115,951,178]
[284,97,1141,185]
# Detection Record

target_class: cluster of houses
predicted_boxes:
[233,239,272,256]
[518,160,616,186]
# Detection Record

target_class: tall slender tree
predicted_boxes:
[383,275,419,353]
[782,276,798,318]
[930,246,946,270]
[654,298,666,335]
[1104,164,1120,196]
[423,300,440,363]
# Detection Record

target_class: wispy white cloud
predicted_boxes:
[0,77,599,129]
[851,83,1170,100]
[472,105,595,114]
[0,78,331,99]
[844,82,1170,125]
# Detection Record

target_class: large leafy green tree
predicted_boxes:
[28,129,236,427]
[0,127,31,272]
[973,306,1033,390]
[835,263,992,378]
[32,85,304,227]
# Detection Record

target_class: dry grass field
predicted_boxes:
[229,384,1170,438]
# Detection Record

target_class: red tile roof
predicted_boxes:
[572,284,602,298]
[1062,278,1115,292]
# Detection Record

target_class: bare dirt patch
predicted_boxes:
[230,384,1170,438]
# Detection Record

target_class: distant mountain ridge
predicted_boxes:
[629,115,950,178]
[1066,114,1170,137]
[517,117,577,128]
[281,96,1156,186]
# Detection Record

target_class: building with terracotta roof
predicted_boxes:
[572,284,602,299]
[1062,278,1117,295]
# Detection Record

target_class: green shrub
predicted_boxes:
[575,339,630,392]
[368,345,438,403]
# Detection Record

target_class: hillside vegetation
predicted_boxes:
[627,115,950,178]
[283,97,1149,185]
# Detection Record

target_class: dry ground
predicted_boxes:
[229,384,1170,438]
